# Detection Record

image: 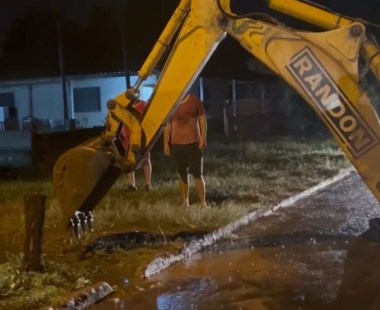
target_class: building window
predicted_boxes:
[73,87,101,113]
[0,92,15,107]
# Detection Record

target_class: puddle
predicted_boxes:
[92,172,380,309]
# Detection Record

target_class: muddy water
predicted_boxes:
[94,172,380,310]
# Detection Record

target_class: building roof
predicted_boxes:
[0,70,160,87]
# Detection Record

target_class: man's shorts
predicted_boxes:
[171,143,203,178]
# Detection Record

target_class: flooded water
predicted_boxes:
[93,172,380,310]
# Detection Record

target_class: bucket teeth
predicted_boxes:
[52,136,122,230]
[69,211,95,240]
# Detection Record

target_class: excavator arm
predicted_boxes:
[53,0,227,230]
[52,0,380,233]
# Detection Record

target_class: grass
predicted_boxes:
[92,137,348,231]
[0,136,351,309]
[0,253,96,309]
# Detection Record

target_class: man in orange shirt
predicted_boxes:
[163,93,208,208]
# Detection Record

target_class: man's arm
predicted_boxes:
[163,122,172,155]
[198,114,207,150]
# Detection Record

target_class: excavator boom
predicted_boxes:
[52,0,380,232]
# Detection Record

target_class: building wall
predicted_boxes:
[0,74,157,130]
[0,85,29,129]
[71,75,156,128]
[0,74,284,133]
[72,76,124,128]
[33,83,65,126]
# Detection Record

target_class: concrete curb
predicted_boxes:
[144,167,355,278]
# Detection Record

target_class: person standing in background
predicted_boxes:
[163,92,208,208]
[123,99,152,192]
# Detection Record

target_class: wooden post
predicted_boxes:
[23,194,46,272]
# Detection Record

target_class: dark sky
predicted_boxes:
[0,0,379,78]
[1,0,379,40]
[0,0,128,41]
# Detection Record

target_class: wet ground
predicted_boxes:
[92,171,380,310]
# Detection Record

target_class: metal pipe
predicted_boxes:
[361,39,380,82]
[268,0,380,83]
[136,0,191,82]
[268,0,352,30]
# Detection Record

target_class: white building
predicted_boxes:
[0,72,158,131]
[0,71,287,139]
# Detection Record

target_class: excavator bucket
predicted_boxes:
[52,136,122,228]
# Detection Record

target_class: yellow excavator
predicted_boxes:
[52,0,380,235]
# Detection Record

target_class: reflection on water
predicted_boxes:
[149,240,347,310]
[333,220,380,309]
[92,173,380,310]
[93,235,380,310]
[156,277,216,310]
[95,238,350,309]
[119,233,380,310]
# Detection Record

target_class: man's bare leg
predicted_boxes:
[127,172,137,191]
[194,176,208,208]
[179,177,189,207]
[143,160,152,190]
[128,172,136,187]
